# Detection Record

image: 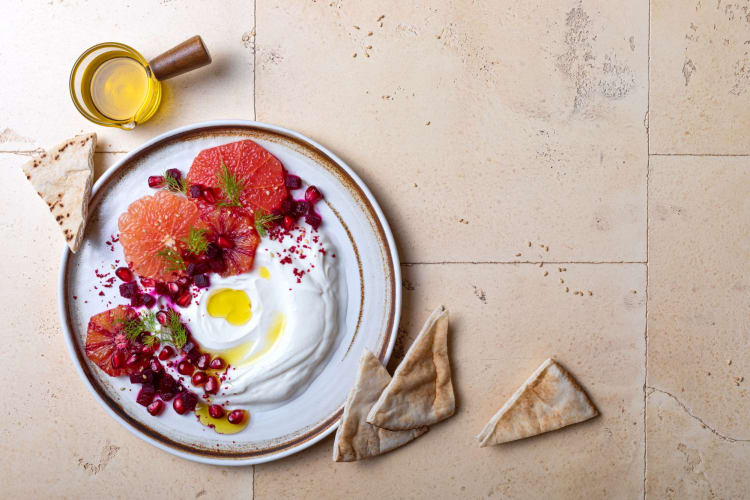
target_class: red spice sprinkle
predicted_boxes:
[98,291,104,296]
[73,296,77,300]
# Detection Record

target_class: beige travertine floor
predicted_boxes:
[1,1,748,499]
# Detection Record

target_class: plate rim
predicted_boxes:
[57,119,402,466]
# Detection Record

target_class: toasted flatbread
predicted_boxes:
[366,305,454,430]
[333,350,427,462]
[21,133,96,252]
[476,358,598,447]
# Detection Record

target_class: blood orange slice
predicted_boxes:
[186,139,288,213]
[85,306,147,377]
[200,207,260,277]
[118,191,203,281]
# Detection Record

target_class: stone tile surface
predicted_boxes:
[650,0,750,154]
[255,0,648,263]
[255,262,646,499]
[648,156,750,435]
[646,389,750,499]
[0,0,255,153]
[0,154,254,498]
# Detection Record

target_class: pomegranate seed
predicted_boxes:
[208,404,225,418]
[305,212,322,230]
[141,341,159,354]
[204,376,219,395]
[136,384,155,406]
[147,399,164,416]
[172,395,187,414]
[148,175,165,189]
[125,353,140,366]
[156,310,169,325]
[216,235,234,249]
[202,187,217,204]
[191,371,208,386]
[196,354,211,370]
[227,409,246,425]
[305,185,322,204]
[165,168,182,181]
[177,360,195,376]
[189,184,203,198]
[149,358,163,374]
[283,215,294,230]
[158,346,175,360]
[176,292,192,307]
[111,350,126,369]
[140,277,156,288]
[285,174,302,189]
[209,357,226,370]
[281,198,295,216]
[115,267,134,282]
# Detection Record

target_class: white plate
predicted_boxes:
[58,121,400,465]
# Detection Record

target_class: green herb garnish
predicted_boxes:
[166,310,188,349]
[164,171,188,194]
[183,226,208,255]
[156,246,185,272]
[121,310,158,341]
[216,161,244,207]
[121,309,188,349]
[254,209,282,237]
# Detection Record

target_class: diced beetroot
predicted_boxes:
[194,274,210,288]
[115,267,134,282]
[205,243,222,260]
[281,197,296,216]
[154,282,170,296]
[129,370,153,384]
[284,174,302,189]
[157,375,177,401]
[119,282,139,299]
[142,294,156,308]
[305,185,322,204]
[305,212,322,230]
[182,342,200,363]
[189,184,203,199]
[176,276,191,288]
[208,404,225,418]
[136,384,155,406]
[165,168,182,181]
[147,399,165,416]
[148,175,165,189]
[130,294,144,307]
[292,200,310,218]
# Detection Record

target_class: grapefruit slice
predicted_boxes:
[186,139,288,213]
[118,191,203,281]
[85,306,148,377]
[200,207,260,277]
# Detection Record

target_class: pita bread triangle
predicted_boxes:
[366,305,455,430]
[333,350,427,462]
[21,133,96,252]
[476,358,598,447]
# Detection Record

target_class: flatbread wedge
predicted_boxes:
[21,133,96,252]
[476,358,598,447]
[333,350,428,462]
[366,305,454,430]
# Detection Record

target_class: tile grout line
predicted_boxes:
[401,260,646,266]
[650,153,750,157]
[252,0,257,121]
[643,0,651,497]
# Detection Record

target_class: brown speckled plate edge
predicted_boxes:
[57,120,401,466]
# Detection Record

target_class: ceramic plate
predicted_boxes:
[58,121,400,465]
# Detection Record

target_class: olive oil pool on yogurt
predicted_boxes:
[80,52,161,127]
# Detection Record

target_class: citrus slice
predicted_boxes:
[200,207,260,277]
[118,191,203,281]
[85,306,148,377]
[186,139,288,213]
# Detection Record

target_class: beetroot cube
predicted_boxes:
[136,384,156,406]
